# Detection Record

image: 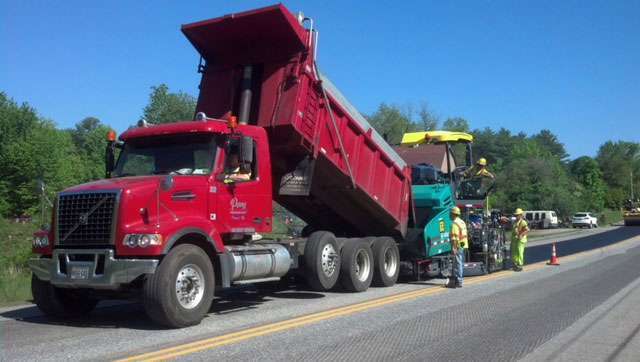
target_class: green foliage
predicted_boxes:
[570,156,606,211]
[142,84,197,124]
[364,101,638,218]
[0,218,35,305]
[416,102,439,131]
[596,141,640,208]
[442,117,470,132]
[598,209,623,226]
[492,140,576,217]
[0,94,86,217]
[0,218,35,270]
[0,271,31,306]
[1,121,84,216]
[366,103,419,145]
[0,93,40,215]
[532,129,569,160]
[71,117,112,180]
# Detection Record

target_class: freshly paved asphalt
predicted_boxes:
[1,226,639,361]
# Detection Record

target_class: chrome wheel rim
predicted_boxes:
[383,247,398,277]
[321,244,338,277]
[355,249,371,282]
[175,264,205,309]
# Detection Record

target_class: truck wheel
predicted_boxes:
[371,237,399,287]
[304,231,341,291]
[143,244,214,328]
[31,275,98,318]
[339,240,374,292]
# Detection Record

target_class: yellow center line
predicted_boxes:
[118,235,640,361]
[117,270,512,362]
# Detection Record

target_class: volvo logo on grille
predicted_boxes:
[78,213,89,225]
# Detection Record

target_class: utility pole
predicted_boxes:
[632,170,635,200]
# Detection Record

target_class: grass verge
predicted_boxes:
[0,218,36,306]
[598,209,623,226]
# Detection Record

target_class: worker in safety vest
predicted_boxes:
[446,206,468,288]
[225,153,251,182]
[463,157,495,179]
[511,208,529,271]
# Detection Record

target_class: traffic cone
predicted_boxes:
[547,242,560,265]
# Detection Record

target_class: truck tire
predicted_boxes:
[31,275,98,318]
[371,237,399,287]
[304,231,341,291]
[143,244,214,328]
[339,240,374,292]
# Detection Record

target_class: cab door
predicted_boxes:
[213,131,272,235]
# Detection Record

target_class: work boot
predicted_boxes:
[444,279,457,288]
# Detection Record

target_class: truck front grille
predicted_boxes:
[57,191,118,246]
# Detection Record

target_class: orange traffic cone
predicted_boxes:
[547,242,560,265]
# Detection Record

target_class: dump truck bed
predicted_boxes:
[182,4,411,237]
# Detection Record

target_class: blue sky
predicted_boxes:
[1,0,639,158]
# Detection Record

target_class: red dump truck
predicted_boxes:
[28,5,414,327]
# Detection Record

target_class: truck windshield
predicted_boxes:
[114,133,217,177]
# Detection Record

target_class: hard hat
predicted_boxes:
[451,206,461,215]
[477,158,487,166]
[514,208,524,215]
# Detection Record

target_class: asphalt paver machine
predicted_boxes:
[399,131,508,278]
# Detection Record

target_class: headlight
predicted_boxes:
[123,234,162,248]
[32,235,49,248]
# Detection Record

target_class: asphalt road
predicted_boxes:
[2,226,640,361]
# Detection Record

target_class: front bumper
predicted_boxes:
[28,249,158,290]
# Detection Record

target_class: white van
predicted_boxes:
[524,210,559,229]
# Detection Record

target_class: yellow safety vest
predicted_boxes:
[512,218,529,243]
[465,166,494,179]
[451,217,468,249]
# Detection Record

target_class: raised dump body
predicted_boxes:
[182,4,411,237]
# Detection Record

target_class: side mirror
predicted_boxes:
[105,142,116,178]
[241,136,254,164]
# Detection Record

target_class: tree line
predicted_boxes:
[0,85,195,218]
[367,103,639,219]
[0,88,638,220]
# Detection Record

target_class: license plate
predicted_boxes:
[70,266,90,280]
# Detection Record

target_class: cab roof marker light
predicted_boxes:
[228,115,238,129]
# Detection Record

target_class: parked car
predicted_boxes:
[572,212,598,228]
[524,210,559,229]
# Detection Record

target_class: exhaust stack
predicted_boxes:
[238,65,253,125]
